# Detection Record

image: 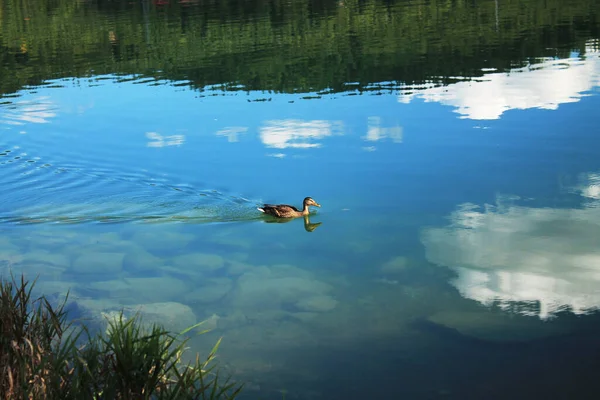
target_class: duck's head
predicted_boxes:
[303,197,321,208]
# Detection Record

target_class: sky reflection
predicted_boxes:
[0,96,57,127]
[146,132,185,148]
[259,119,343,150]
[399,40,600,120]
[421,186,600,320]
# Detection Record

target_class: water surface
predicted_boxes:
[2,0,600,399]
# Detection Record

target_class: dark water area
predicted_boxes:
[2,0,600,399]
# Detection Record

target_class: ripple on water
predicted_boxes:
[0,148,260,225]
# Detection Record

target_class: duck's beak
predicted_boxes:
[314,202,321,207]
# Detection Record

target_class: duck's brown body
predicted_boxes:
[258,197,321,218]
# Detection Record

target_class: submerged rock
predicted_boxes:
[11,261,67,279]
[0,251,22,268]
[72,299,197,335]
[22,250,70,268]
[124,302,198,334]
[0,236,21,256]
[295,295,339,312]
[8,250,70,279]
[15,230,78,250]
[76,297,121,312]
[89,232,122,244]
[70,297,125,332]
[123,248,164,272]
[84,276,189,304]
[216,310,248,330]
[226,260,255,276]
[32,280,80,304]
[160,264,201,281]
[269,263,314,279]
[131,230,195,254]
[123,276,189,303]
[85,279,132,299]
[171,253,225,274]
[290,312,320,322]
[184,278,233,304]
[199,313,221,331]
[232,268,333,310]
[75,234,136,254]
[72,252,125,274]
[207,233,252,249]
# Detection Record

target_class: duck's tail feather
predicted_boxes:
[257,207,265,213]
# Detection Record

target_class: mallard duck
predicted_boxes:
[257,197,321,218]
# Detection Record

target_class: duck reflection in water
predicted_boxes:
[263,214,322,232]
[258,197,322,232]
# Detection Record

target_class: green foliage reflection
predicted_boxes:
[0,0,598,95]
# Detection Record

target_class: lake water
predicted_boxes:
[2,0,600,398]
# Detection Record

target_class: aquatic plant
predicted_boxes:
[0,274,242,399]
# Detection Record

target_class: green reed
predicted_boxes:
[0,274,242,399]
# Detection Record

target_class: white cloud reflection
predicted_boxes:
[363,116,403,144]
[145,132,185,147]
[421,187,600,320]
[0,96,57,126]
[399,39,600,120]
[570,172,600,201]
[259,119,342,149]
[267,153,286,158]
[216,126,248,142]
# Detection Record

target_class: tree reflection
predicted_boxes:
[1,0,597,96]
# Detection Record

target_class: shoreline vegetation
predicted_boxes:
[0,274,243,399]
